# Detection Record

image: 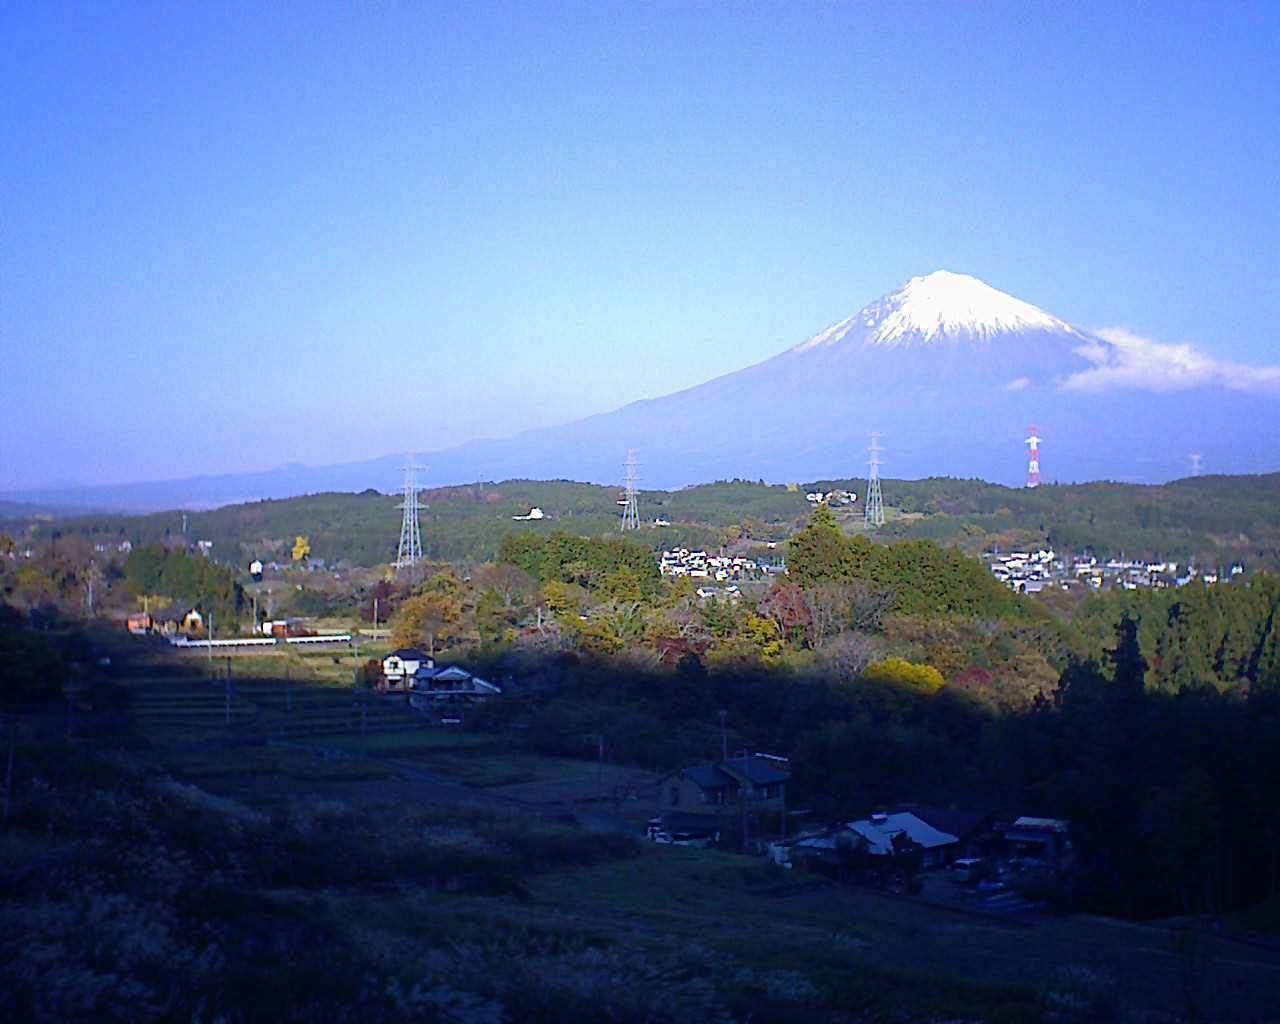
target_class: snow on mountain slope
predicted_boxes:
[793,270,1086,350]
[9,271,1278,508]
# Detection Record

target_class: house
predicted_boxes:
[151,604,204,635]
[771,810,970,872]
[770,829,843,868]
[656,754,789,822]
[1001,816,1071,870]
[381,648,434,692]
[126,613,152,635]
[906,806,995,861]
[846,811,961,868]
[408,665,502,705]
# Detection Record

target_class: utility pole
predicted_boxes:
[718,709,728,763]
[2,716,15,831]
[207,612,214,672]
[84,561,101,617]
[286,662,293,715]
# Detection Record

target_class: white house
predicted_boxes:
[381,648,435,692]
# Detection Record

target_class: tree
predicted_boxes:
[292,536,311,563]
[597,567,644,604]
[473,563,537,610]
[806,581,893,647]
[787,506,855,587]
[584,601,646,654]
[391,590,462,656]
[819,632,879,682]
[742,613,783,659]
[542,580,587,617]
[862,657,945,695]
[759,583,814,647]
[0,603,64,706]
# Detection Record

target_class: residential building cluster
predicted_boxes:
[646,754,1072,911]
[658,548,763,582]
[985,548,1243,593]
[805,488,856,506]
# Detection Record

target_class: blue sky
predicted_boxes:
[2,1,1278,489]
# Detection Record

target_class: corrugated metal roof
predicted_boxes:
[1012,816,1069,832]
[847,812,960,855]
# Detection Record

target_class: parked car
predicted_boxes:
[953,857,988,884]
[669,831,714,848]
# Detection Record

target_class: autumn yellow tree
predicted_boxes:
[861,657,945,694]
[391,590,463,656]
[291,536,311,563]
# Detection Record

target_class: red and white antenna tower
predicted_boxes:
[1025,426,1042,488]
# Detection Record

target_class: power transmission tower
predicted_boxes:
[395,452,425,571]
[1025,425,1043,488]
[1189,452,1202,477]
[864,433,885,529]
[619,450,640,531]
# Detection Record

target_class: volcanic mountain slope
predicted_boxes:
[417,270,1280,488]
[8,271,1279,509]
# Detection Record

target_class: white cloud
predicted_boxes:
[1004,377,1031,392]
[1060,327,1280,395]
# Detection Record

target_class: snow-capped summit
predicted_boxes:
[795,270,1084,351]
[14,270,1277,510]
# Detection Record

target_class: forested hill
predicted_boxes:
[11,473,1279,572]
[872,473,1280,569]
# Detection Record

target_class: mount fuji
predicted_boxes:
[409,269,1278,489]
[8,271,1280,509]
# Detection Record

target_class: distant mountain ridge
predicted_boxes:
[7,271,1279,511]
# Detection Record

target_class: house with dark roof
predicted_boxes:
[1001,816,1072,869]
[655,754,789,825]
[904,806,996,861]
[408,665,502,705]
[381,648,434,692]
[151,604,204,636]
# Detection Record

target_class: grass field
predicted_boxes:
[75,646,1280,1022]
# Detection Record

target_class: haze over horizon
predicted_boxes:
[3,3,1279,491]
